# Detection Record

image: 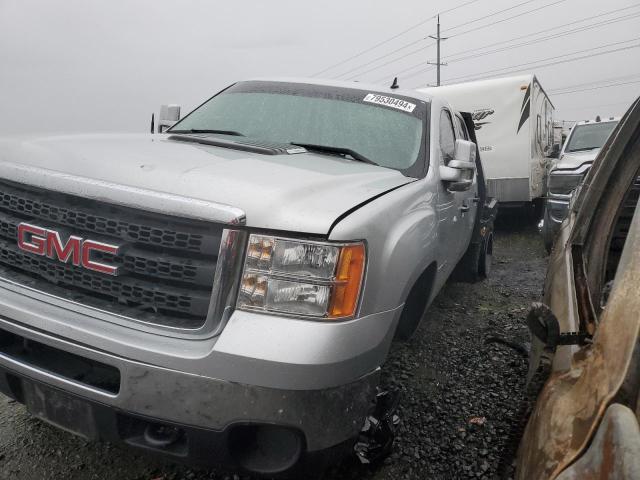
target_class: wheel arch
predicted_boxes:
[394,260,439,340]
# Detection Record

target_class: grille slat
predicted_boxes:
[0,180,222,329]
[0,240,211,317]
[0,180,220,255]
[0,209,216,288]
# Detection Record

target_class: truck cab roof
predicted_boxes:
[574,116,621,126]
[246,76,434,103]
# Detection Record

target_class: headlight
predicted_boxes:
[548,173,583,195]
[237,234,365,319]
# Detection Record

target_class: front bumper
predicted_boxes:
[541,196,570,244]
[0,367,376,475]
[0,320,378,473]
[0,277,399,473]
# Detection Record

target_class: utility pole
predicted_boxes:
[427,15,447,86]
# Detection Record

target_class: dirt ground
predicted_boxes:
[0,220,547,480]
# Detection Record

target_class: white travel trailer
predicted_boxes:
[419,74,555,205]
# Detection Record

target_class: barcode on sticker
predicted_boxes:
[363,94,416,113]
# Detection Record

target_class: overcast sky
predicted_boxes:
[1,0,638,135]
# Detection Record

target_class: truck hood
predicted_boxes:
[554,149,600,171]
[0,134,415,234]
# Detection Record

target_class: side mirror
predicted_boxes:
[158,104,181,133]
[439,139,476,191]
[452,138,477,165]
[548,143,561,159]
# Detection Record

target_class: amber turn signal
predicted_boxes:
[329,243,366,318]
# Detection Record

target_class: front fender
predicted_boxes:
[329,178,440,318]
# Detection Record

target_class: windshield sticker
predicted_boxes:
[363,94,416,113]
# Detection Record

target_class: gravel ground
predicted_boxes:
[0,221,547,480]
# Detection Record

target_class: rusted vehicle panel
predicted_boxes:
[516,96,640,480]
[555,404,640,480]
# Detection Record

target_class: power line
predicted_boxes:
[443,4,640,62]
[335,0,533,79]
[310,0,483,77]
[442,0,537,33]
[438,0,486,16]
[444,12,640,65]
[446,0,571,40]
[440,38,640,84]
[559,100,635,112]
[336,38,432,80]
[342,0,571,81]
[375,4,639,83]
[552,79,640,95]
[549,73,640,93]
[376,63,435,83]
[342,42,436,80]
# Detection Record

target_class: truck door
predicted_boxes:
[437,109,476,265]
[454,113,479,249]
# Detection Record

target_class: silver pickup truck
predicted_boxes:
[0,78,495,476]
[541,116,619,252]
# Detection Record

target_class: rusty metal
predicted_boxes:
[517,201,640,479]
[516,97,640,479]
[555,404,640,479]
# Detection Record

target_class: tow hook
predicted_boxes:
[353,389,400,464]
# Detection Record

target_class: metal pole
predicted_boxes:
[436,15,441,86]
[428,16,447,87]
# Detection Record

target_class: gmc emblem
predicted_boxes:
[17,223,120,276]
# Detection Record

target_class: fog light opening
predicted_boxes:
[143,423,184,448]
[228,424,304,475]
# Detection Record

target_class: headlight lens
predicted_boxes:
[548,173,583,195]
[237,235,365,319]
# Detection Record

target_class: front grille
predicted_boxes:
[0,179,223,329]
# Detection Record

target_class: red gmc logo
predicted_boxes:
[17,223,120,276]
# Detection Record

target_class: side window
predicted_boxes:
[454,115,470,140]
[439,110,456,163]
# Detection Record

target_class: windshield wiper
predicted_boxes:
[170,129,245,136]
[567,147,599,152]
[290,142,378,166]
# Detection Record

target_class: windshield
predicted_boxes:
[565,121,618,153]
[170,81,427,176]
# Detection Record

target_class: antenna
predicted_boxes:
[390,77,399,89]
[150,113,155,134]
